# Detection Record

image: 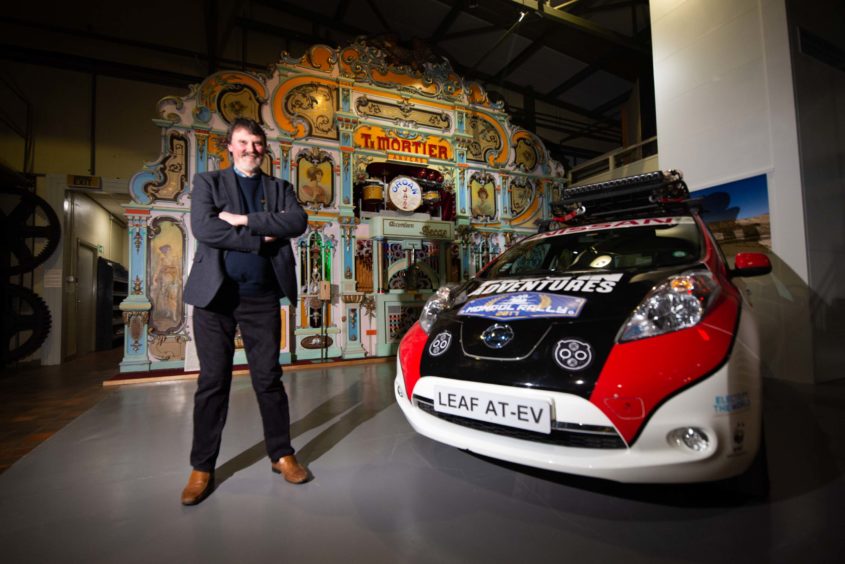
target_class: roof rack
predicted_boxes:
[538,170,690,232]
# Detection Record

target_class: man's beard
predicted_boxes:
[238,154,261,171]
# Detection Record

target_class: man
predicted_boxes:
[181,118,309,505]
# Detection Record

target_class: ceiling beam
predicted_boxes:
[545,62,599,98]
[253,0,362,37]
[430,0,466,43]
[514,0,648,54]
[0,15,260,71]
[569,0,647,16]
[555,142,604,160]
[534,121,620,143]
[365,0,393,34]
[236,17,333,49]
[242,3,622,135]
[334,0,351,21]
[205,0,218,74]
[218,1,244,66]
[440,24,501,41]
[449,56,620,129]
[559,91,631,143]
[526,112,620,142]
[0,43,203,89]
[492,36,547,82]
[470,10,529,71]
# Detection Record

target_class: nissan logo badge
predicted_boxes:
[481,323,514,349]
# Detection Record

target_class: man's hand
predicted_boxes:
[218,211,248,227]
[263,236,277,243]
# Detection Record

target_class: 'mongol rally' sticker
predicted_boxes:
[459,292,587,320]
[468,273,624,297]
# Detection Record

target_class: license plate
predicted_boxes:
[432,385,552,434]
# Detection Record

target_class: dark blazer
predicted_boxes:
[184,168,308,308]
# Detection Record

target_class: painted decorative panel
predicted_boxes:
[295,147,335,207]
[470,172,497,220]
[147,217,185,336]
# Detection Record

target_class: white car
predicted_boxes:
[395,171,772,483]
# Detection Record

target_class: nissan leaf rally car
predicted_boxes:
[395,171,772,483]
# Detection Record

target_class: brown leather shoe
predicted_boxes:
[181,470,214,505]
[271,454,309,484]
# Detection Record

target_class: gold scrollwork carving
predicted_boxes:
[143,133,188,201]
[218,85,263,125]
[355,95,450,131]
[466,114,502,164]
[284,83,338,140]
[509,177,535,217]
[122,311,149,352]
[514,137,539,172]
[353,154,375,183]
[133,229,143,254]
[148,334,186,361]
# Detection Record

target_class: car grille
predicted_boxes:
[414,395,626,449]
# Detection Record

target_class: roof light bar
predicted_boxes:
[562,170,686,205]
[546,170,690,227]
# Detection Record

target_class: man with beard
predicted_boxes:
[180,118,309,505]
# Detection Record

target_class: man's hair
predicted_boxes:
[225,118,267,145]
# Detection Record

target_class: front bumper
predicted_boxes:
[395,357,761,483]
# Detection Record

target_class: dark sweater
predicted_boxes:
[224,172,281,297]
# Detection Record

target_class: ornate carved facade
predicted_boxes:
[120,37,564,372]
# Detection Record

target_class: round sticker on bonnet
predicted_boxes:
[554,338,593,371]
[428,331,452,357]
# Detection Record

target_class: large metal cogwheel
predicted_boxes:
[3,284,52,363]
[0,184,62,275]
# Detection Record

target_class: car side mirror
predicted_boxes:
[731,252,772,277]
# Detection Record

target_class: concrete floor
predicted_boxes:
[0,349,116,473]
[1,357,844,563]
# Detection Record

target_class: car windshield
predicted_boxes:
[481,218,703,279]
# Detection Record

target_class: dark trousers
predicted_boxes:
[190,291,293,472]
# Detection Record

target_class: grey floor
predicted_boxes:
[1,362,843,564]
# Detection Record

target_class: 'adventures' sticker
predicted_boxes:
[469,273,624,296]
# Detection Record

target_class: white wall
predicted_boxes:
[36,182,128,364]
[650,0,813,382]
[651,0,806,279]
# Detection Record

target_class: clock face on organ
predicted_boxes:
[388,176,422,212]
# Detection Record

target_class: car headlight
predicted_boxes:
[617,271,720,342]
[419,285,454,334]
